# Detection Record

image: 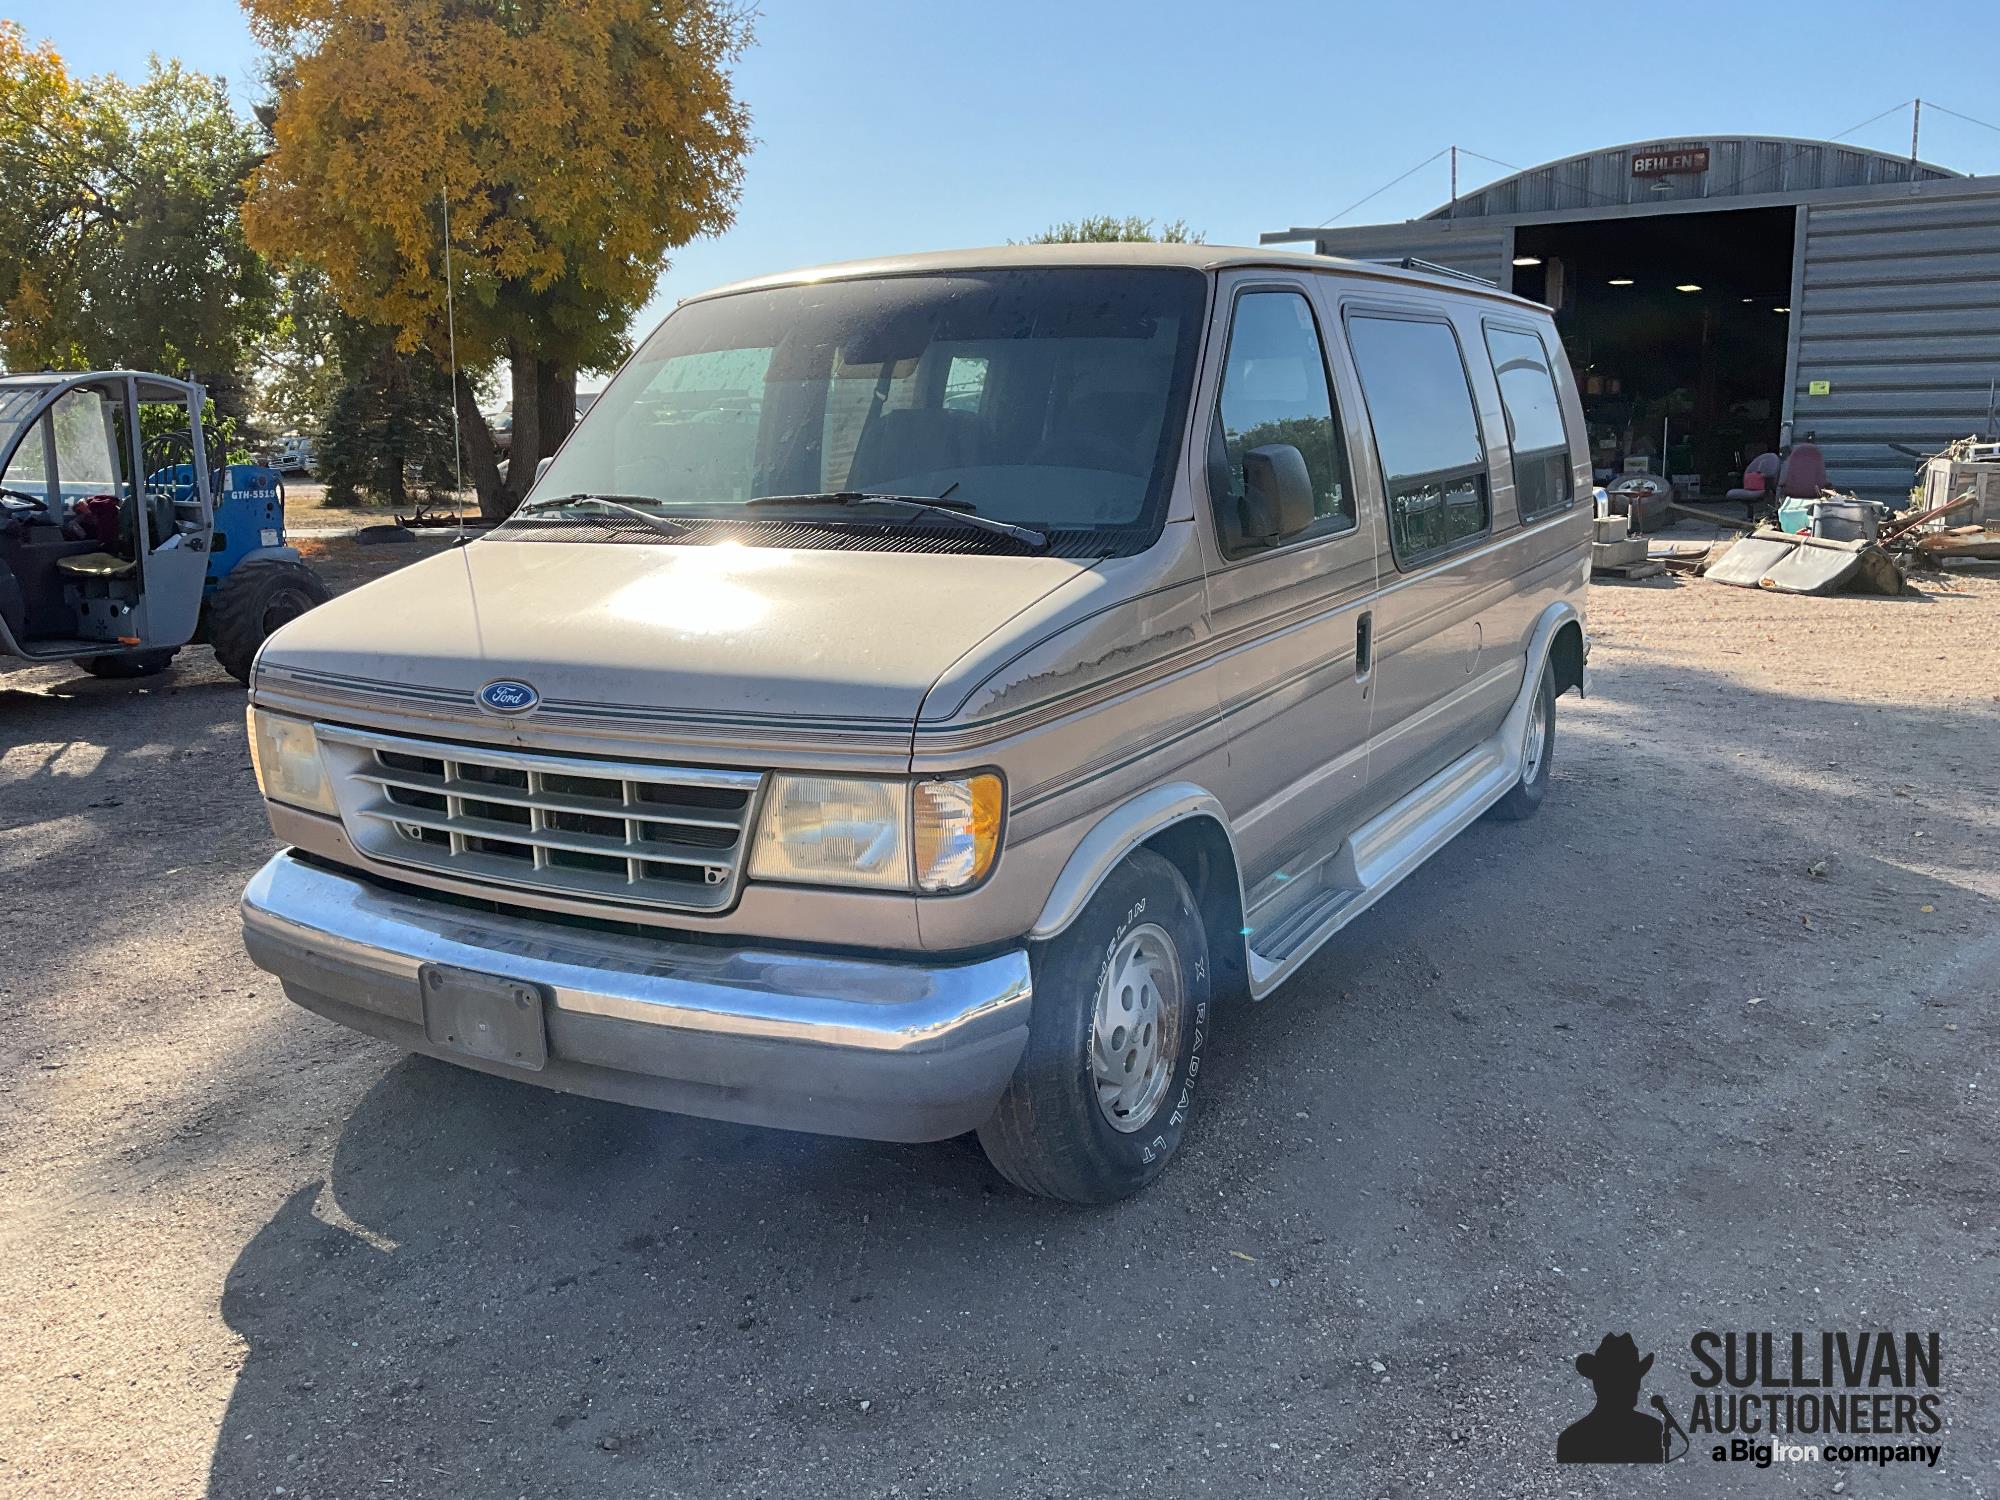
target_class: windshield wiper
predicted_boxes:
[745,488,1048,551]
[515,492,690,535]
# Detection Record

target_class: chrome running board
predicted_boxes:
[1242,677,1540,1000]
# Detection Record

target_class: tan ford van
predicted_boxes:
[241,245,1590,1202]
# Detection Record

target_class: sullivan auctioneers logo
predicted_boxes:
[1556,1329,1944,1472]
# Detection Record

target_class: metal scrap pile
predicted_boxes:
[1898,437,2000,564]
[1673,437,2000,596]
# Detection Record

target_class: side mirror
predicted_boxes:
[533,456,554,487]
[1238,444,1315,545]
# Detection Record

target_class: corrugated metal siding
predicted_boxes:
[1793,189,2000,502]
[1427,137,1953,219]
[1305,224,1510,288]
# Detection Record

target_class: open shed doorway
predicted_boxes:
[1510,206,1796,495]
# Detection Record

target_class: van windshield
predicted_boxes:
[523,267,1208,554]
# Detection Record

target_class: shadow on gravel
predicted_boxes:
[0,675,250,839]
[205,1057,1075,1498]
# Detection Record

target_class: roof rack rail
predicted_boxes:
[1392,256,1500,289]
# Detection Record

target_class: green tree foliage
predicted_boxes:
[0,30,268,422]
[85,61,271,420]
[138,395,250,469]
[317,321,459,509]
[252,263,345,440]
[1027,215,1204,244]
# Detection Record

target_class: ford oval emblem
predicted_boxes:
[477,679,540,715]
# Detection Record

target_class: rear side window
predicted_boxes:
[1345,314,1490,562]
[1484,324,1572,519]
[1210,289,1353,552]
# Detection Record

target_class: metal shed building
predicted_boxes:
[1266,137,2000,503]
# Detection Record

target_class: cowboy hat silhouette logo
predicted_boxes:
[1557,1333,1668,1464]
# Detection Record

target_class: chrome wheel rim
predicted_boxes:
[1089,922,1183,1133]
[1523,690,1550,784]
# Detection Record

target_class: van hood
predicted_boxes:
[257,538,1091,729]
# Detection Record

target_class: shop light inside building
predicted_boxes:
[1608,277,1635,286]
[1774,305,1792,313]
[1675,283,1703,293]
[1511,256,1543,267]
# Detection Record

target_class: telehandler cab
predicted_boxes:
[0,370,329,682]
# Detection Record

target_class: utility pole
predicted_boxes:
[1911,98,1922,165]
[1449,145,1458,220]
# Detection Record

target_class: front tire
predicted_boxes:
[209,558,331,684]
[1488,658,1555,821]
[978,849,1211,1203]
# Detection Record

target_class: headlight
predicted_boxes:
[748,773,1005,893]
[913,774,1003,892]
[246,706,337,816]
[748,776,911,889]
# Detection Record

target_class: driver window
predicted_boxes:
[1209,288,1354,557]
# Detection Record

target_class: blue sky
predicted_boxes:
[17,0,2000,350]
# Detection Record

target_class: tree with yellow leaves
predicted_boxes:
[242,0,752,517]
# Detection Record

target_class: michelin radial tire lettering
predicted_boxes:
[978,848,1211,1203]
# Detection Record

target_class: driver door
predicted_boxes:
[1197,273,1379,913]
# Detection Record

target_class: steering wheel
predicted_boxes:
[0,485,47,513]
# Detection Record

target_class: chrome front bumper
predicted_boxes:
[241,852,1033,1142]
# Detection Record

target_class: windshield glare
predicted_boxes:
[531,268,1208,543]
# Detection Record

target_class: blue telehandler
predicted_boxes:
[0,370,329,682]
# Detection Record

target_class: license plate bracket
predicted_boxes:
[419,964,548,1071]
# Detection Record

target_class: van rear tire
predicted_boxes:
[977,850,1211,1204]
[1488,659,1555,821]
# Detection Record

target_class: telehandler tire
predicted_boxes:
[210,558,331,684]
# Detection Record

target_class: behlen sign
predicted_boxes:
[1632,146,1711,177]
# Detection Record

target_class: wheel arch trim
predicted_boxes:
[1541,601,1588,698]
[1519,597,1584,692]
[1028,782,1245,942]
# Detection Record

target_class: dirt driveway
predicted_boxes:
[3,555,1996,1499]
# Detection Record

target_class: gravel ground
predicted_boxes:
[2,555,1996,1499]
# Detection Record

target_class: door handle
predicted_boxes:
[1355,609,1374,684]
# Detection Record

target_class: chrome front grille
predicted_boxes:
[316,725,763,913]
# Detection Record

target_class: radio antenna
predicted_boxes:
[440,173,465,540]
